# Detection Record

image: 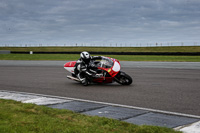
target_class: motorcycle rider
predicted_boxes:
[74,51,103,85]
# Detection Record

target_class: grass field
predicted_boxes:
[1,46,200,61]
[0,99,180,133]
[1,46,200,52]
[0,54,200,62]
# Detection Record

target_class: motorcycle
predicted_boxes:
[64,56,132,85]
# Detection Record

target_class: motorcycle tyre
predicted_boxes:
[115,72,132,85]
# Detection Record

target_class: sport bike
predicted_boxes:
[64,56,132,85]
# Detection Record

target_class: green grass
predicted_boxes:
[0,99,181,133]
[1,46,200,52]
[1,46,200,62]
[1,54,200,62]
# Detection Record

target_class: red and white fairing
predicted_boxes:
[64,57,121,82]
[64,61,76,74]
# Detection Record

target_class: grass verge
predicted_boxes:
[0,99,180,133]
[1,46,200,52]
[0,54,200,62]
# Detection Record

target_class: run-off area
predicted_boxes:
[0,90,199,132]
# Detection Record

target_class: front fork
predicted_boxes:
[114,71,126,83]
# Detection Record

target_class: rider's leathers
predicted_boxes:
[74,56,103,83]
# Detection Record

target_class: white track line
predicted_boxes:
[1,90,200,119]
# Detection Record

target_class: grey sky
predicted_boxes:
[0,0,200,46]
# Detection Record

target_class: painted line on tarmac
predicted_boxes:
[1,89,200,119]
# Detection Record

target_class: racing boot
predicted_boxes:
[81,78,89,86]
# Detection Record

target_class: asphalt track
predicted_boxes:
[0,61,200,116]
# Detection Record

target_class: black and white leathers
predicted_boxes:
[74,56,103,81]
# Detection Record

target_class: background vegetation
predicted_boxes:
[0,54,200,62]
[1,46,200,62]
[1,46,200,52]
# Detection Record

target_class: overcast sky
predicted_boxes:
[0,0,200,46]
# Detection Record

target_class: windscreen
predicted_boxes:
[99,57,114,68]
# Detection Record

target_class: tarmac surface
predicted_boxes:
[0,60,200,116]
[1,60,200,132]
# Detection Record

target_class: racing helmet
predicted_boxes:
[80,51,91,64]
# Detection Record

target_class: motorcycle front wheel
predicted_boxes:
[115,72,132,85]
